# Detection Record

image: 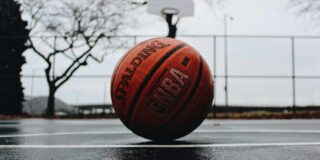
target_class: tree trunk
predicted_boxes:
[46,86,56,117]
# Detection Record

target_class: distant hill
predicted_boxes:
[23,96,75,115]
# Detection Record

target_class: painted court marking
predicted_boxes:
[0,128,320,148]
[0,142,320,148]
[1,129,320,138]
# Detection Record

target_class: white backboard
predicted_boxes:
[147,0,194,17]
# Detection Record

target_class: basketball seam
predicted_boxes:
[126,43,188,127]
[159,55,204,129]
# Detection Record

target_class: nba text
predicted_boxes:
[147,68,190,115]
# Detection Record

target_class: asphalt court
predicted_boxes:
[0,119,320,160]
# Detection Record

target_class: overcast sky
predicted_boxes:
[22,0,320,106]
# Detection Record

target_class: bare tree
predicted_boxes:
[289,0,320,21]
[20,0,141,117]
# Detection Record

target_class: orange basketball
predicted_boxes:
[111,37,214,141]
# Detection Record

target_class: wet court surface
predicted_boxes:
[0,119,320,160]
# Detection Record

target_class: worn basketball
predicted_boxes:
[111,37,214,141]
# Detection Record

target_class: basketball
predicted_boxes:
[111,37,214,141]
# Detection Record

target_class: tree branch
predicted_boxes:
[131,1,147,5]
[54,33,104,83]
[56,54,91,89]
[28,38,49,63]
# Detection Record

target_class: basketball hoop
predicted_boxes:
[161,8,180,16]
[147,0,194,18]
[146,0,194,38]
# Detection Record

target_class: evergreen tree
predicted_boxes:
[0,0,28,115]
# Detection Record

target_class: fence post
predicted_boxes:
[213,36,217,118]
[133,35,137,45]
[291,37,296,116]
[224,35,229,108]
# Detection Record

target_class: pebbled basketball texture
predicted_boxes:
[111,37,214,141]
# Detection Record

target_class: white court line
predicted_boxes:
[1,130,320,138]
[0,131,130,138]
[0,142,320,148]
[196,129,320,133]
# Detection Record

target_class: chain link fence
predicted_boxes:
[14,35,320,114]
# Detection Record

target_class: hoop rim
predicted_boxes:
[161,8,180,15]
